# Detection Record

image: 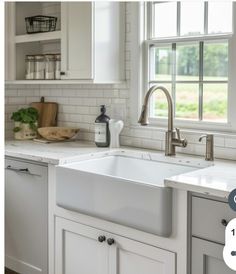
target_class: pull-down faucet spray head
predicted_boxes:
[138,105,149,125]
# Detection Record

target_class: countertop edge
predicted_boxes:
[5,151,60,165]
[164,179,229,199]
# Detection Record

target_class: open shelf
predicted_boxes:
[5,80,126,85]
[15,31,61,44]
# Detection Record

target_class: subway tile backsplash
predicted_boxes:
[5,83,236,160]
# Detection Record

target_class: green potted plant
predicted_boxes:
[11,107,39,140]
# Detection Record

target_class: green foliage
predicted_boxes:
[176,45,199,76]
[11,107,39,132]
[204,44,228,77]
[13,127,21,133]
[155,43,228,77]
[155,96,227,120]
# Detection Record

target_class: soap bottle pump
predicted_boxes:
[95,105,110,147]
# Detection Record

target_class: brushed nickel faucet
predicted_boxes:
[138,85,187,156]
[199,134,214,161]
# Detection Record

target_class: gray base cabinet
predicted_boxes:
[191,195,236,274]
[55,217,175,274]
[192,237,235,274]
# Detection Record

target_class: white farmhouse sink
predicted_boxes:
[56,150,207,237]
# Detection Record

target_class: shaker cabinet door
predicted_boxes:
[191,237,234,274]
[108,233,176,274]
[55,217,109,274]
[61,2,93,80]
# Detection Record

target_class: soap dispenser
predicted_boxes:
[95,105,110,147]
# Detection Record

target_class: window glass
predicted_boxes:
[203,42,228,81]
[203,84,227,122]
[176,43,199,81]
[175,84,199,120]
[180,2,204,36]
[208,2,232,34]
[150,83,172,118]
[153,2,177,38]
[151,46,172,81]
[148,2,230,124]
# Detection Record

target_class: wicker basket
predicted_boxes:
[25,15,57,34]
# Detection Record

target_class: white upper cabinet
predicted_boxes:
[5,2,125,83]
[61,2,93,80]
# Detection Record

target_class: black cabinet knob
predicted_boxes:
[98,235,106,243]
[221,219,228,226]
[60,71,66,75]
[107,238,115,245]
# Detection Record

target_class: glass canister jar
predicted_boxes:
[34,54,45,79]
[45,54,55,80]
[54,53,61,80]
[25,55,35,80]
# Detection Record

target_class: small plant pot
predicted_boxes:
[14,122,37,140]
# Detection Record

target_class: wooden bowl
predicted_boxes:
[37,127,80,141]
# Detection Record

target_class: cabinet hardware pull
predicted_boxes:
[221,219,228,226]
[60,72,66,75]
[107,238,115,246]
[98,235,106,243]
[6,165,41,177]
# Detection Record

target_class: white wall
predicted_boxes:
[5,3,236,160]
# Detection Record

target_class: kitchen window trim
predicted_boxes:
[129,2,236,134]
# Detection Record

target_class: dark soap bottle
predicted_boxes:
[95,105,110,147]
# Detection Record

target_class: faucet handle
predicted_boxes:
[174,128,188,147]
[175,128,181,140]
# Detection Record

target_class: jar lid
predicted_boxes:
[34,54,45,60]
[44,55,55,61]
[54,53,61,60]
[25,55,35,60]
[44,54,55,59]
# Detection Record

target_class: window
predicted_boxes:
[147,2,232,125]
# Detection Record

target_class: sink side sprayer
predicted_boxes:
[138,85,188,156]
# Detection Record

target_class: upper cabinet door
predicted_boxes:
[61,2,93,80]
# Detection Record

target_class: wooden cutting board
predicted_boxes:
[30,97,58,127]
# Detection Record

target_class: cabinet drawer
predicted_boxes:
[192,196,235,244]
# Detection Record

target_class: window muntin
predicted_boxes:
[147,2,232,124]
[149,41,228,122]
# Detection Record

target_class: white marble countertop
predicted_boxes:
[5,140,236,198]
[165,160,236,199]
[5,140,108,165]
